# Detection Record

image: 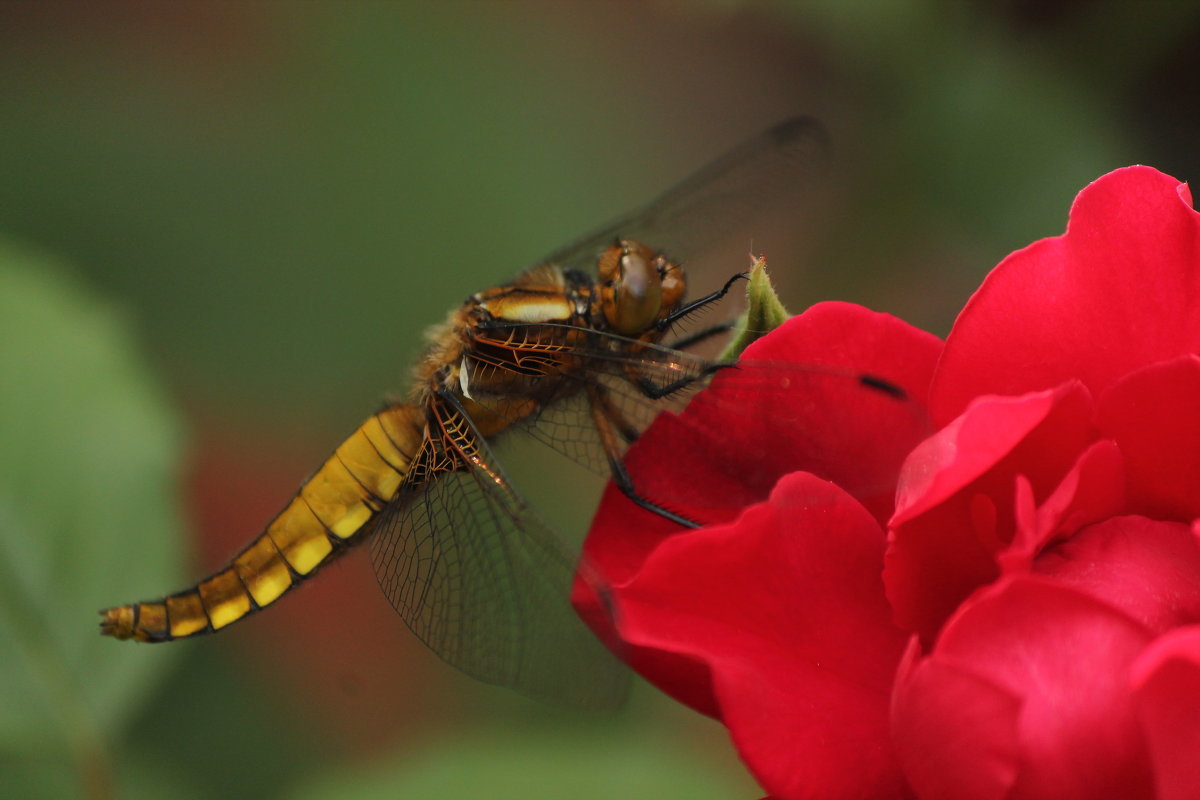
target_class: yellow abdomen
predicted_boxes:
[99,405,425,642]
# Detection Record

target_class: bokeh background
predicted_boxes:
[3,2,1199,798]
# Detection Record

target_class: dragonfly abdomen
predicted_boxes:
[99,405,426,642]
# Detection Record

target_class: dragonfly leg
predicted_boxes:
[655,272,747,331]
[608,458,701,529]
[587,384,701,529]
[633,362,732,400]
[589,381,640,444]
[665,321,733,351]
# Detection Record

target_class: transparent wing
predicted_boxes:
[542,116,831,272]
[465,320,931,524]
[366,431,630,710]
[486,373,698,480]
[469,322,723,475]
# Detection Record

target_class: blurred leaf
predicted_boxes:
[0,239,185,789]
[0,755,77,800]
[123,644,327,800]
[0,751,200,800]
[291,725,756,800]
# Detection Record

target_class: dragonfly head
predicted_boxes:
[597,239,685,337]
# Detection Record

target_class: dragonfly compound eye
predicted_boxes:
[604,242,663,336]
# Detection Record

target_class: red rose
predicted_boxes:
[574,166,1200,800]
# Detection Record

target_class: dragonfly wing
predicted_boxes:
[471,320,929,524]
[509,368,706,479]
[543,116,830,272]
[366,433,630,710]
[465,324,720,478]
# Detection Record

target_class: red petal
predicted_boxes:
[1002,439,1125,571]
[614,473,909,800]
[885,383,1097,643]
[892,639,1021,800]
[1131,626,1200,800]
[905,577,1155,799]
[737,302,940,524]
[1033,516,1200,635]
[1029,438,1125,546]
[932,167,1200,425]
[1098,354,1200,520]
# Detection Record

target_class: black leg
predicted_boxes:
[608,458,701,529]
[655,272,747,331]
[588,383,701,528]
[634,362,733,400]
[666,321,733,351]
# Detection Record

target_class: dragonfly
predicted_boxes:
[99,116,909,709]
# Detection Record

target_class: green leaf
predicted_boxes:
[0,238,186,791]
[719,256,791,362]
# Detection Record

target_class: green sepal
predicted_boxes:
[718,257,791,362]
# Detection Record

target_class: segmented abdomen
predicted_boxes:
[99,405,425,642]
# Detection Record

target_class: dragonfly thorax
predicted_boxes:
[409,245,688,439]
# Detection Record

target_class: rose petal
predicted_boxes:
[728,301,941,523]
[615,473,909,800]
[1131,626,1200,800]
[1098,354,1200,520]
[1000,474,1039,573]
[1030,438,1125,546]
[1002,439,1125,571]
[902,577,1155,799]
[892,638,1021,800]
[931,166,1200,425]
[1033,516,1200,634]
[886,383,1097,642]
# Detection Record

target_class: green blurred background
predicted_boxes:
[2,2,1198,798]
